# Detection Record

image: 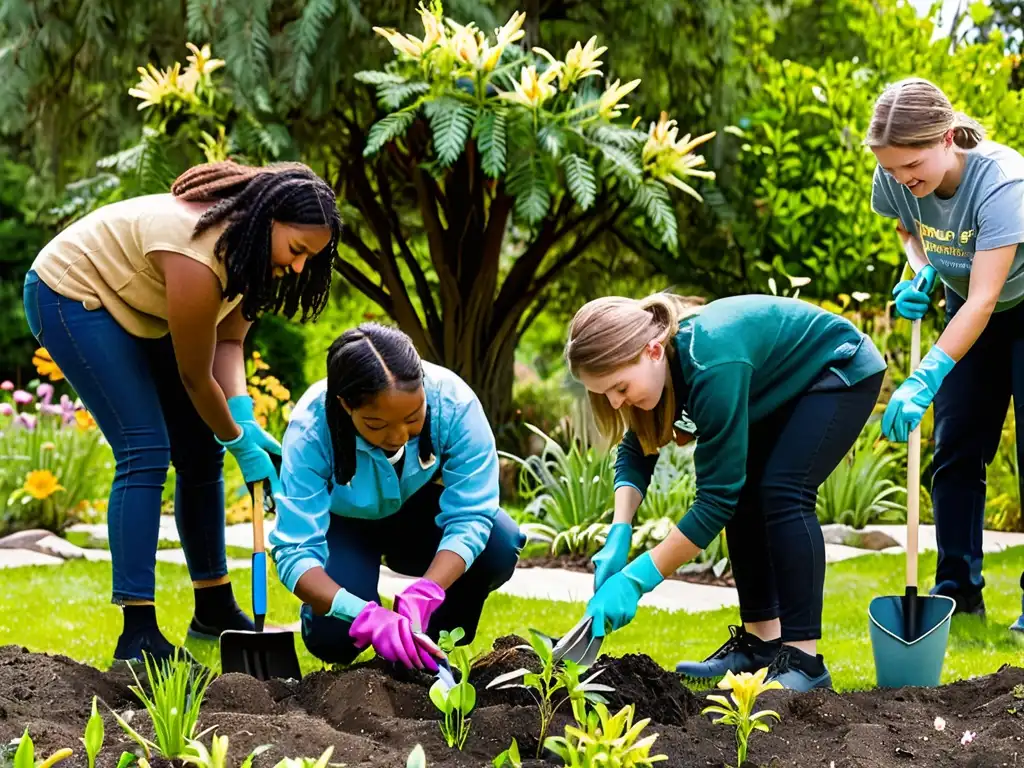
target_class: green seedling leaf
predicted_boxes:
[429,680,453,714]
[82,696,104,768]
[449,682,477,715]
[492,738,521,767]
[485,668,531,689]
[406,745,426,768]
[116,751,138,768]
[13,729,33,768]
[240,745,273,768]
[528,630,553,664]
[108,707,155,759]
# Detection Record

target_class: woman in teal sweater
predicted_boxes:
[564,292,886,691]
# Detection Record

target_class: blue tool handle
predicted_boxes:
[252,551,267,618]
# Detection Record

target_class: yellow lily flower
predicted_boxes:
[642,112,716,202]
[373,26,429,59]
[499,65,559,109]
[446,19,485,65]
[32,347,63,382]
[479,10,526,71]
[417,2,447,48]
[185,42,225,76]
[561,36,606,89]
[598,77,641,119]
[128,63,186,110]
[23,470,64,500]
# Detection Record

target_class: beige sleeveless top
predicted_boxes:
[31,194,243,338]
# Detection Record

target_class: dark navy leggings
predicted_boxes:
[23,270,228,602]
[726,371,885,641]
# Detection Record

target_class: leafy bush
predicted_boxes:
[544,701,667,767]
[816,423,907,529]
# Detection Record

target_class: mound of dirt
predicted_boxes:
[0,641,1021,768]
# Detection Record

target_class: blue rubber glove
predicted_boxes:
[586,551,664,638]
[592,522,632,590]
[216,395,283,494]
[892,265,938,320]
[882,346,956,442]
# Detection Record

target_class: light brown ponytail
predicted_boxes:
[865,77,986,149]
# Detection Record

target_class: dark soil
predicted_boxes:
[1,641,1022,768]
[518,551,736,588]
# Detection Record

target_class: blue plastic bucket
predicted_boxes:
[868,594,956,688]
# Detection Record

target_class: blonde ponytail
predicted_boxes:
[865,77,985,150]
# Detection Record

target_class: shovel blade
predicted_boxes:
[547,615,604,667]
[220,628,302,681]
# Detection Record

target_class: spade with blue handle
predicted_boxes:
[219,468,302,681]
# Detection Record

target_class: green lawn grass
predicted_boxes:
[0,547,1020,691]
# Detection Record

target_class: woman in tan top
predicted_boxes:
[22,160,342,666]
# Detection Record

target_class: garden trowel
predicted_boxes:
[540,614,604,667]
[415,632,457,692]
[220,476,303,682]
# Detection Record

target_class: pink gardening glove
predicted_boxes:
[348,602,440,671]
[393,578,446,634]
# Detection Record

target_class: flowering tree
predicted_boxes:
[340,3,716,420]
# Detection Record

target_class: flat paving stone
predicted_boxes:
[0,549,64,568]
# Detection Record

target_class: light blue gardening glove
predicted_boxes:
[882,346,956,443]
[216,395,283,494]
[891,265,938,320]
[586,551,664,638]
[592,522,632,591]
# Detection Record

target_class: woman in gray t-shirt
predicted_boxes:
[867,76,1024,638]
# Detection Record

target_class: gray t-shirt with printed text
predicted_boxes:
[871,140,1024,311]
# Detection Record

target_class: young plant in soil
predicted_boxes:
[544,702,667,767]
[82,696,104,768]
[486,630,615,757]
[8,729,73,768]
[181,734,271,768]
[700,668,783,768]
[429,628,476,750]
[492,739,522,768]
[110,650,214,760]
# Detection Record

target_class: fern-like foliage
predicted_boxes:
[289,0,339,98]
[507,157,552,224]
[377,81,430,111]
[632,180,678,247]
[354,71,408,85]
[222,0,272,101]
[364,110,417,157]
[473,109,507,178]
[425,97,476,167]
[561,154,597,211]
[596,143,643,190]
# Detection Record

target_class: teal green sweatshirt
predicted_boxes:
[614,295,886,549]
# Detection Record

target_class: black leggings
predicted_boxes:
[726,371,884,642]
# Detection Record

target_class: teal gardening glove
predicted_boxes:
[882,346,956,443]
[216,395,283,494]
[891,264,938,320]
[592,522,632,590]
[586,551,664,638]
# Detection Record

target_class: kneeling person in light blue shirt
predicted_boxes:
[269,323,524,669]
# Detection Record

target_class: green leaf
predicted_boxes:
[539,124,568,157]
[474,110,507,178]
[449,682,477,716]
[377,82,430,111]
[406,745,427,768]
[632,180,677,246]
[289,0,337,97]
[364,111,418,157]
[13,728,33,768]
[562,154,597,211]
[83,695,104,768]
[425,97,476,167]
[597,144,642,190]
[115,753,138,768]
[429,679,453,714]
[492,738,522,768]
[354,71,408,85]
[506,158,551,224]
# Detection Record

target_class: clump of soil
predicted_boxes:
[518,552,736,588]
[1,642,1022,768]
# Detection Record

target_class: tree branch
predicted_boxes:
[333,256,394,315]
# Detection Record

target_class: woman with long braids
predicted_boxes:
[269,323,524,670]
[22,160,341,665]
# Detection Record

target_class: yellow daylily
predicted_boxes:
[22,470,65,500]
[374,2,447,61]
[701,667,783,766]
[75,409,97,431]
[185,42,225,76]
[128,62,194,110]
[499,65,559,109]
[446,19,485,66]
[482,10,526,70]
[32,347,63,382]
[642,112,716,202]
[561,36,607,89]
[597,77,641,119]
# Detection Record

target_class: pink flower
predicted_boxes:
[0,403,13,417]
[13,390,33,405]
[960,730,976,746]
[59,394,76,425]
[14,412,37,430]
[933,716,946,732]
[1,381,13,391]
[36,383,54,405]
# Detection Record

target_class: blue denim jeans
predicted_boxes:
[300,481,523,665]
[931,287,1024,602]
[23,271,228,602]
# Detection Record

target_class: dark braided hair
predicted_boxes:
[171,160,341,322]
[325,323,434,486]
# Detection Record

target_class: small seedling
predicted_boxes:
[1013,683,1024,700]
[429,628,476,750]
[701,668,783,768]
[406,745,427,768]
[492,738,522,768]
[544,702,667,767]
[11,728,73,768]
[182,734,272,768]
[110,650,214,760]
[81,696,104,768]
[270,746,337,768]
[486,629,615,757]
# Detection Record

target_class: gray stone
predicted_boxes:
[820,523,899,550]
[0,530,87,559]
[0,529,52,549]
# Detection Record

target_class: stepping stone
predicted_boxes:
[863,524,1024,554]
[821,524,900,550]
[0,549,64,568]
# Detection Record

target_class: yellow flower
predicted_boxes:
[128,62,194,110]
[555,36,606,90]
[642,112,717,202]
[32,348,64,382]
[712,668,783,717]
[374,3,446,61]
[480,10,526,71]
[499,65,559,109]
[22,470,65,500]
[446,19,485,66]
[185,42,225,77]
[74,409,97,431]
[598,77,641,119]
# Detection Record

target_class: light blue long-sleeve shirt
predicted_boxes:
[268,361,500,596]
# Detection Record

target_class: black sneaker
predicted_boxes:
[931,582,986,618]
[675,625,780,682]
[764,645,832,692]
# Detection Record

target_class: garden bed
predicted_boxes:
[517,552,736,588]
[1,640,1021,768]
